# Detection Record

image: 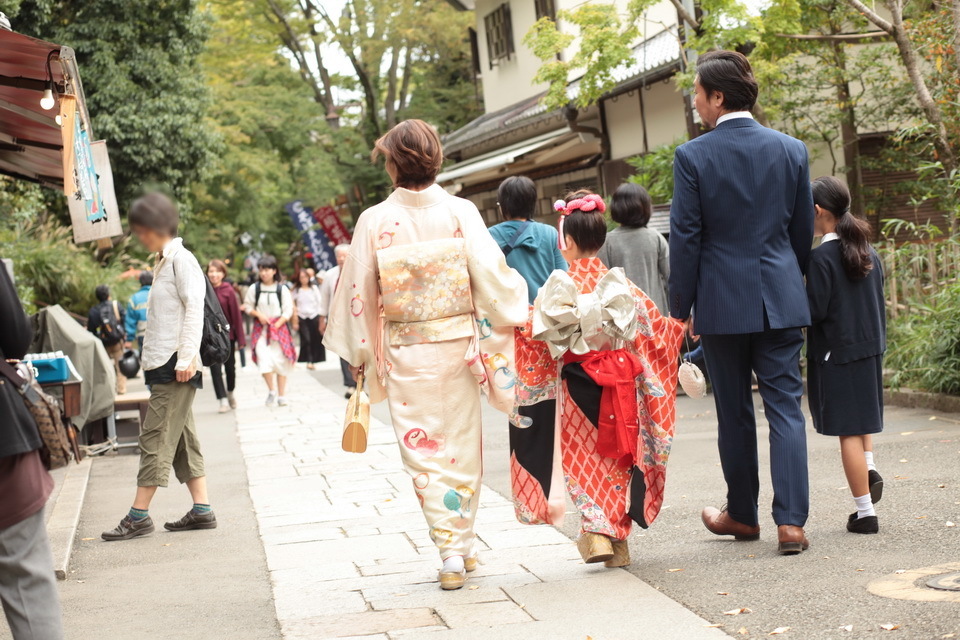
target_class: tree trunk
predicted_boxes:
[384,46,401,129]
[398,48,413,113]
[830,39,865,219]
[953,0,960,79]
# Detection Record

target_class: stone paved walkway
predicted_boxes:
[235,365,727,640]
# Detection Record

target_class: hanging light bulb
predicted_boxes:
[40,81,55,110]
[55,114,62,126]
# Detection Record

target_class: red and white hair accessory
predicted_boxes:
[554,194,606,250]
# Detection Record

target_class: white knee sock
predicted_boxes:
[864,451,876,471]
[854,494,875,519]
[442,555,464,574]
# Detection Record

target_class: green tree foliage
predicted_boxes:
[11,0,218,208]
[625,139,683,203]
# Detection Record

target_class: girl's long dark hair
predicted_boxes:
[811,176,873,281]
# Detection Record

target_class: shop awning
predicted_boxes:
[0,29,91,188]
[436,129,570,184]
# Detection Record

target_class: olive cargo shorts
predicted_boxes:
[137,382,205,487]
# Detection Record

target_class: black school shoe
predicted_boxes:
[164,509,218,532]
[847,512,879,534]
[102,515,155,541]
[869,469,884,503]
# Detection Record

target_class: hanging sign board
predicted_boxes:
[312,205,352,247]
[285,200,335,272]
[59,95,119,243]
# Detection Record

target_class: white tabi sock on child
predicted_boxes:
[854,494,875,519]
[864,451,876,471]
[442,555,464,574]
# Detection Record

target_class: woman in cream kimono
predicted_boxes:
[324,120,528,590]
[514,191,685,568]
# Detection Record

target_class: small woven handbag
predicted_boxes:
[678,359,707,399]
[341,366,370,453]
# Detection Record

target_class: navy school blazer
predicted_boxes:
[668,117,815,335]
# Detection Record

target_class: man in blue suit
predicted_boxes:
[669,51,815,555]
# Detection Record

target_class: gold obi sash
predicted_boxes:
[377,238,475,346]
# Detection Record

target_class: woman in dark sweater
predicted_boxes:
[806,176,886,535]
[0,260,64,639]
[207,259,246,413]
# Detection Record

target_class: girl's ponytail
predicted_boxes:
[811,176,873,281]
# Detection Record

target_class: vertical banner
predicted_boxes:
[312,205,352,247]
[285,200,335,272]
[60,96,115,243]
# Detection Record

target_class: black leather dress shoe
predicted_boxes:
[102,515,155,541]
[847,512,879,534]
[869,469,884,503]
[164,509,218,532]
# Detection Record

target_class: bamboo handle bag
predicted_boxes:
[342,366,370,453]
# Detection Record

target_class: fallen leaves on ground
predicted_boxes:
[880,624,901,631]
[895,570,906,574]
[80,537,94,541]
[468,585,479,590]
[946,521,956,527]
[704,624,723,628]
[899,459,909,463]
[941,633,956,639]
[738,627,748,635]
[769,627,790,635]
[724,607,752,616]
[938,484,946,488]
[900,431,915,436]
[717,591,730,595]
[667,568,684,572]
[840,625,853,632]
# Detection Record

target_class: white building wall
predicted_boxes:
[605,80,687,160]
[476,0,547,111]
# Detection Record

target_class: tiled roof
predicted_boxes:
[443,28,681,156]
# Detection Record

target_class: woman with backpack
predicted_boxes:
[87,284,128,395]
[207,260,245,413]
[242,256,295,407]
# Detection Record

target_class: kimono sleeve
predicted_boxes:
[460,205,528,327]
[514,311,558,406]
[323,212,383,399]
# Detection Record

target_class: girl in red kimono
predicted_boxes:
[513,190,685,567]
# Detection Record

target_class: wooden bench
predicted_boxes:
[114,391,150,427]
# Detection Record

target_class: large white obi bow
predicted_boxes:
[532,268,639,359]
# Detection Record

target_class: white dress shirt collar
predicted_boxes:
[821,232,840,243]
[716,111,754,127]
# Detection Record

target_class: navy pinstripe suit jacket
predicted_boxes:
[668,117,815,335]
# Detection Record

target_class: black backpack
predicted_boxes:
[96,300,124,346]
[174,260,231,367]
[199,275,231,367]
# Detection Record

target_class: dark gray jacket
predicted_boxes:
[0,263,40,459]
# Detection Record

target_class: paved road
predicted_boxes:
[313,367,960,639]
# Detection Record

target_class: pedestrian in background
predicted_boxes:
[125,270,152,353]
[207,259,245,413]
[243,256,295,407]
[488,175,566,304]
[87,284,127,395]
[598,183,670,315]
[806,176,886,534]
[317,245,354,398]
[291,268,326,370]
[102,192,216,542]
[324,120,528,590]
[0,259,64,640]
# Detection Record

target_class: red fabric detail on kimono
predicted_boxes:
[512,258,685,532]
[250,319,297,364]
[564,349,643,465]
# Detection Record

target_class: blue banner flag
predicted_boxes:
[285,200,335,272]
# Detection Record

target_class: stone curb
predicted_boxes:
[46,456,92,580]
[885,387,960,414]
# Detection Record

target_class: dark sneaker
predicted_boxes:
[847,512,879,534]
[102,515,155,541]
[869,469,884,503]
[164,509,218,532]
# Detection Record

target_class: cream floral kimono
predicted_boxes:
[324,184,528,559]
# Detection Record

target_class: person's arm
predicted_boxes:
[124,300,137,343]
[463,206,529,327]
[805,254,832,325]
[551,227,567,270]
[273,286,294,326]
[657,232,670,283]
[175,256,205,373]
[317,278,332,334]
[228,291,245,347]
[242,284,265,323]
[789,142,815,275]
[87,307,100,334]
[0,265,33,359]
[668,146,702,324]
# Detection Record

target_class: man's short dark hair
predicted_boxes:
[95,285,110,302]
[498,176,537,220]
[139,271,153,287]
[128,191,180,237]
[610,183,653,228]
[696,50,759,113]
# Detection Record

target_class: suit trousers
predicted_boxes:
[0,509,64,640]
[701,327,809,527]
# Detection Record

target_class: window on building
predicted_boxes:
[484,4,514,69]
[535,0,556,21]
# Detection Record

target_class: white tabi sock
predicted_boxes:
[854,493,875,519]
[441,555,464,574]
[864,451,876,471]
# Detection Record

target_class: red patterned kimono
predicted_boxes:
[513,258,685,540]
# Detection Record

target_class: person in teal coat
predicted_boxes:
[488,176,566,304]
[125,271,153,352]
